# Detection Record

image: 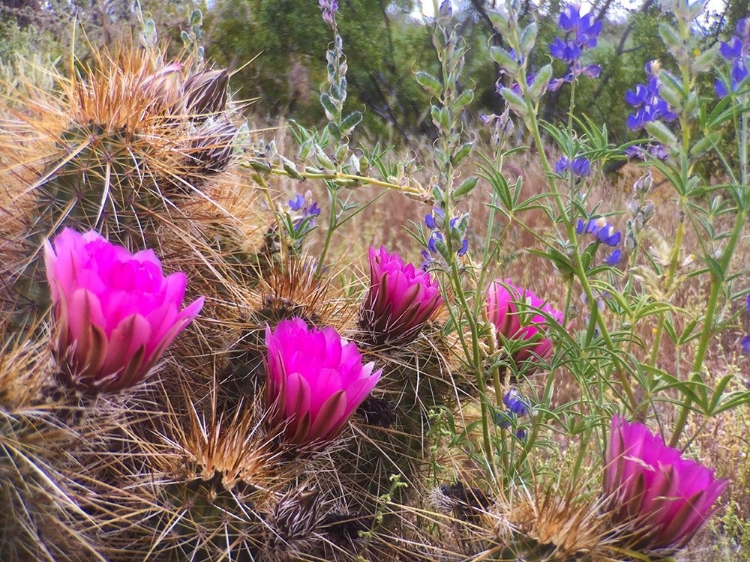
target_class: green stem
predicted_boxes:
[267,167,423,196]
[670,210,746,446]
[648,215,686,368]
[315,184,339,278]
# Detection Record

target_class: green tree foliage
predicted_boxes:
[208,0,434,134]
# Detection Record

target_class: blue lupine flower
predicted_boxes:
[319,0,338,24]
[716,61,749,98]
[550,39,582,64]
[571,158,591,177]
[549,6,602,90]
[515,429,527,440]
[556,156,591,177]
[457,238,469,257]
[559,6,602,43]
[425,206,445,228]
[626,62,677,130]
[503,73,536,97]
[578,218,622,247]
[503,389,529,416]
[720,36,743,60]
[597,224,621,247]
[420,249,433,272]
[715,17,750,97]
[289,192,321,232]
[603,249,622,266]
[289,193,305,211]
[424,206,468,262]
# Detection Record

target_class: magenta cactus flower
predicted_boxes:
[265,318,382,447]
[359,246,443,345]
[44,228,204,393]
[604,415,728,553]
[486,279,563,365]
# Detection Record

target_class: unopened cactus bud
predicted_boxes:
[142,62,182,111]
[184,69,229,117]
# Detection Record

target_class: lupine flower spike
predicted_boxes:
[604,416,728,553]
[360,246,443,345]
[487,279,564,366]
[626,60,677,130]
[265,318,381,448]
[549,6,602,91]
[44,228,204,393]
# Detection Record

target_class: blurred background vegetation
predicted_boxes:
[1,0,748,144]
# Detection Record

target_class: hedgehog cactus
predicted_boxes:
[0,324,126,561]
[29,53,236,244]
[0,47,238,332]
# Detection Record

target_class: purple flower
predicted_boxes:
[571,157,591,177]
[289,192,321,232]
[742,335,750,354]
[626,62,677,130]
[558,6,602,44]
[549,6,602,87]
[495,411,512,429]
[425,206,445,230]
[420,249,433,271]
[715,59,749,98]
[506,73,536,97]
[457,238,469,256]
[577,218,621,247]
[720,36,743,61]
[603,249,622,266]
[424,207,468,261]
[555,156,591,177]
[503,389,529,416]
[597,224,622,247]
[427,231,442,254]
[605,416,728,553]
[550,39,582,64]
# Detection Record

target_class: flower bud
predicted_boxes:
[184,69,230,117]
